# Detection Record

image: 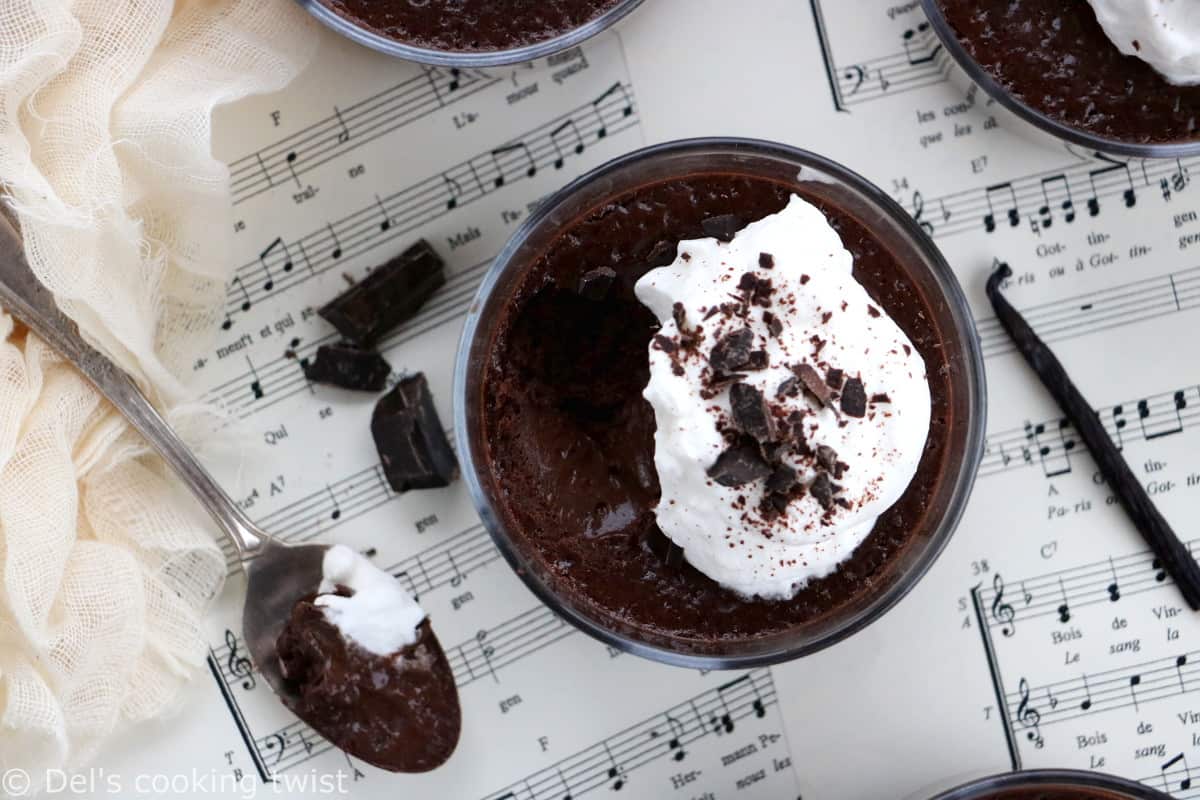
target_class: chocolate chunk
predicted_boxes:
[840,377,867,418]
[652,335,678,353]
[871,393,892,404]
[810,473,835,510]
[729,383,776,442]
[647,239,677,267]
[766,464,798,494]
[826,368,844,389]
[816,444,839,474]
[577,267,616,301]
[319,240,446,346]
[372,373,459,492]
[763,311,783,338]
[867,305,881,318]
[710,327,754,373]
[795,363,832,407]
[745,350,768,371]
[759,252,775,269]
[701,214,741,242]
[672,302,689,332]
[776,376,800,399]
[303,344,392,392]
[707,440,773,487]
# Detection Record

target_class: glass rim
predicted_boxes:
[928,769,1172,800]
[294,0,646,68]
[920,0,1200,159]
[453,136,988,669]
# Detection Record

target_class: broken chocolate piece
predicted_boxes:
[871,393,892,404]
[701,214,741,242]
[816,444,839,474]
[776,376,800,399]
[672,302,689,332]
[319,240,446,346]
[758,252,775,270]
[730,383,776,442]
[840,377,867,418]
[825,368,844,390]
[745,350,769,370]
[763,311,783,338]
[647,239,677,267]
[795,363,832,407]
[710,327,754,373]
[371,373,459,492]
[577,267,617,301]
[867,305,881,318]
[766,464,798,494]
[810,473,835,510]
[707,440,772,487]
[303,344,392,392]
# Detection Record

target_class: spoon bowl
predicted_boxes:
[0,211,460,773]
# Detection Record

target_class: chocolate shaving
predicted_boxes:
[776,376,800,399]
[763,311,783,338]
[710,328,754,373]
[371,373,459,493]
[810,473,835,510]
[577,267,617,301]
[871,393,892,404]
[701,214,741,242]
[986,262,1200,611]
[758,252,775,269]
[867,305,881,318]
[652,335,678,353]
[319,239,446,346]
[840,377,867,418]
[303,344,392,392]
[815,444,839,474]
[707,439,773,487]
[672,302,689,333]
[794,363,832,407]
[729,383,776,442]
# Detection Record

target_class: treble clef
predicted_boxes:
[1016,678,1044,749]
[990,573,1016,637]
[912,190,935,236]
[226,629,256,691]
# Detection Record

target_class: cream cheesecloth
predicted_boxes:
[0,0,317,779]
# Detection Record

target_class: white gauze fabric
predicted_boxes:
[0,0,317,777]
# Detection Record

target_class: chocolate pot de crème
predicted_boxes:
[479,171,957,651]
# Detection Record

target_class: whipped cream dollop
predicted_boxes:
[314,545,427,655]
[633,195,931,600]
[1087,0,1200,85]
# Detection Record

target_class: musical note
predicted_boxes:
[285,150,300,187]
[490,142,537,188]
[394,569,421,602]
[258,237,293,291]
[325,485,341,521]
[1129,673,1142,710]
[1087,156,1136,216]
[225,629,256,690]
[1161,753,1193,793]
[374,195,391,231]
[333,105,350,144]
[1015,678,1044,748]
[1110,404,1128,449]
[448,68,460,92]
[592,82,633,137]
[991,574,1016,636]
[711,675,748,735]
[326,223,342,259]
[603,743,626,791]
[1038,175,1076,228]
[1027,419,1074,478]
[1137,393,1184,439]
[1177,655,1189,692]
[1106,557,1121,602]
[448,552,464,587]
[1079,674,1092,711]
[555,768,573,800]
[246,356,264,400]
[1056,577,1070,624]
[983,182,1019,233]
[661,715,688,762]
[901,22,941,65]
[443,173,462,210]
[231,276,252,313]
[476,629,497,681]
[550,119,585,169]
[1154,558,1168,583]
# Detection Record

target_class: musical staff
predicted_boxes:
[980,383,1200,480]
[811,1,953,110]
[219,85,639,327]
[978,544,1200,635]
[229,66,498,204]
[1004,648,1200,730]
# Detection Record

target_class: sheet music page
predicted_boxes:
[89,2,1200,798]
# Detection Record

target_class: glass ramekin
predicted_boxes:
[921,0,1200,159]
[295,0,646,68]
[453,137,987,669]
[925,770,1172,800]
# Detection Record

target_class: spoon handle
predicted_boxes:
[0,211,267,560]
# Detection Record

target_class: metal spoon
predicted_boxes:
[0,212,459,773]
